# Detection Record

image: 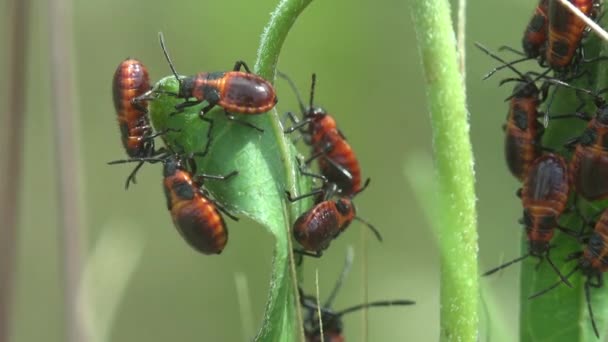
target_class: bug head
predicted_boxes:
[528,240,551,257]
[335,198,355,217]
[162,156,185,178]
[303,73,328,119]
[578,257,596,277]
[508,79,540,99]
[596,103,608,124]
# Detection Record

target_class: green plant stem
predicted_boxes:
[411,0,479,341]
[254,1,313,341]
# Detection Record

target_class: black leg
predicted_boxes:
[233,60,252,73]
[285,188,325,202]
[175,100,202,111]
[224,112,264,133]
[199,116,215,157]
[199,103,216,118]
[284,113,310,134]
[124,161,145,190]
[296,156,327,182]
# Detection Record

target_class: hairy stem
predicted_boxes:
[411,0,479,340]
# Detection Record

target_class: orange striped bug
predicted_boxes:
[109,152,238,254]
[153,33,277,133]
[483,154,573,286]
[475,43,583,181]
[545,0,600,71]
[523,0,551,58]
[112,58,172,189]
[280,72,363,197]
[299,253,415,341]
[538,81,608,201]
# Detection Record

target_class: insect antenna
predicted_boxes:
[323,247,355,308]
[335,299,416,317]
[277,71,307,114]
[354,216,382,242]
[158,32,181,83]
[475,42,529,80]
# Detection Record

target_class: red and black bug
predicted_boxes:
[540,82,608,201]
[110,153,238,254]
[476,44,574,181]
[483,153,573,284]
[493,0,549,65]
[502,78,545,182]
[112,58,168,188]
[546,0,598,71]
[280,73,363,197]
[529,208,608,338]
[568,105,608,201]
[299,253,415,342]
[286,180,381,257]
[154,33,277,132]
[523,0,550,58]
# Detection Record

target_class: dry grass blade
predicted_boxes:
[48,0,87,339]
[0,0,30,341]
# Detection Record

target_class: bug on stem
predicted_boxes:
[151,32,277,133]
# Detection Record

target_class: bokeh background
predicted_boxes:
[0,0,539,341]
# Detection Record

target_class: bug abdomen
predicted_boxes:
[171,198,228,255]
[523,0,549,57]
[293,202,340,251]
[219,71,277,114]
[112,58,151,156]
[570,145,608,201]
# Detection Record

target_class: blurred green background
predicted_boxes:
[0,0,541,341]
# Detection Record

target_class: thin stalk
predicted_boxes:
[411,0,479,341]
[48,0,87,340]
[254,0,314,340]
[0,0,30,340]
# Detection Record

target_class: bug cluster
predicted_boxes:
[109,33,413,339]
[478,0,608,337]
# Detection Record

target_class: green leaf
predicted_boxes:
[148,0,314,340]
[519,13,608,342]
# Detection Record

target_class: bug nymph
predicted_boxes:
[503,78,544,182]
[523,0,550,58]
[109,153,238,254]
[280,72,362,197]
[154,33,277,133]
[530,208,608,338]
[162,156,238,255]
[112,58,167,188]
[300,252,415,341]
[287,180,381,257]
[545,0,598,71]
[483,153,573,285]
[540,81,608,201]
